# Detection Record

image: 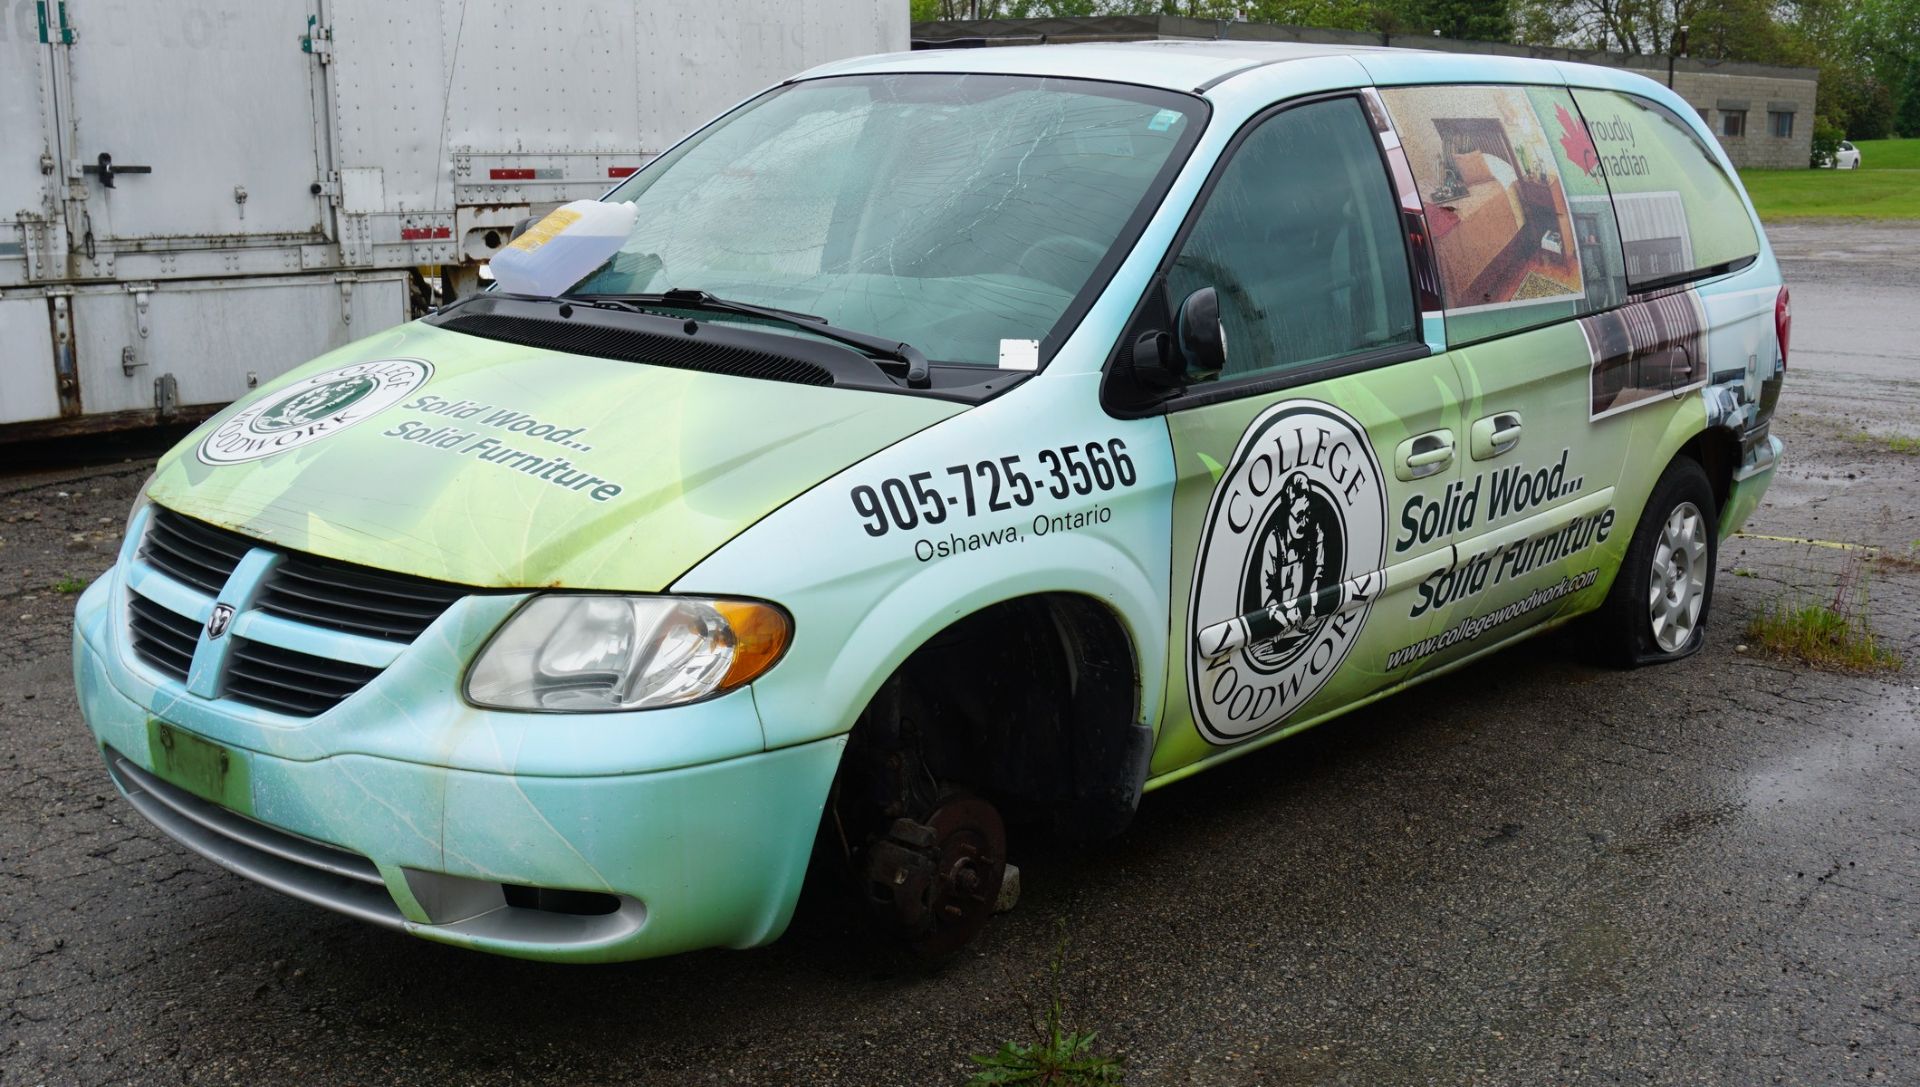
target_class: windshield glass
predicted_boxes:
[574,73,1201,367]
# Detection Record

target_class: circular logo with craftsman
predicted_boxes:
[1188,401,1387,745]
[197,358,432,465]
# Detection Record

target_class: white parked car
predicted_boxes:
[1826,140,1862,169]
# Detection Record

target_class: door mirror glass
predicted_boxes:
[1176,286,1227,379]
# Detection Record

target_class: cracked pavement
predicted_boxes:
[2,221,1916,1085]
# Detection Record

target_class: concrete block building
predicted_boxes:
[912,16,1817,169]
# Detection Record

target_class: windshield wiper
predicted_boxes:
[567,288,931,389]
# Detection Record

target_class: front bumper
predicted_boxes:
[73,574,844,964]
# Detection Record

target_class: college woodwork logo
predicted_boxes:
[197,358,433,465]
[1188,402,1387,744]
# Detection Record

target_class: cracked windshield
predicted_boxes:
[577,73,1198,366]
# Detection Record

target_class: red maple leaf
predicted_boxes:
[1557,103,1600,176]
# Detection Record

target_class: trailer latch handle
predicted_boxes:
[81,153,152,188]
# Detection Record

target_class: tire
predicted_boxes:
[1598,456,1717,667]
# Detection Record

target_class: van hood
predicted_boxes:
[146,320,960,591]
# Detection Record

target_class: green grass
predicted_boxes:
[968,922,1124,1086]
[52,576,88,594]
[1745,599,1902,672]
[1744,546,1901,673]
[1852,138,1920,170]
[1739,138,1920,220]
[1844,430,1920,455]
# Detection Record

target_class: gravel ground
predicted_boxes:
[1,220,1915,1086]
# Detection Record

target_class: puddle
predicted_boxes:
[1743,683,1919,810]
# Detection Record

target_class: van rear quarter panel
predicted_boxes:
[1364,50,1781,520]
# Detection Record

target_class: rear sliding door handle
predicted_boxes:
[1470,411,1523,460]
[1394,430,1455,481]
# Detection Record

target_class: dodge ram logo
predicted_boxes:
[205,604,235,640]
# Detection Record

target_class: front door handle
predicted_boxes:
[1470,411,1523,460]
[1395,430,1455,481]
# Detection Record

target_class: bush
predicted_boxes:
[1810,115,1844,167]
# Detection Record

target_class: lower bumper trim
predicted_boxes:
[106,746,651,953]
[108,750,405,929]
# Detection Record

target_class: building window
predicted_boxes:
[1722,110,1746,138]
[1769,111,1794,138]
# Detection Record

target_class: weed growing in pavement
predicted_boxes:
[967,921,1123,1086]
[1746,548,1901,673]
[1843,431,1920,455]
[52,576,88,593]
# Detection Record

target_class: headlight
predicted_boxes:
[465,595,791,712]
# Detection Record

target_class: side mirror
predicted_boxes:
[1175,287,1227,379]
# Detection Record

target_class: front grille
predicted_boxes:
[128,591,199,682]
[226,640,385,717]
[143,507,250,594]
[259,553,468,641]
[127,507,474,716]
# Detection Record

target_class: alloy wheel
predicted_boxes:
[1647,501,1708,653]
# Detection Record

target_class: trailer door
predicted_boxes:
[52,2,329,248]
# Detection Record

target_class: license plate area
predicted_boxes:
[145,719,251,812]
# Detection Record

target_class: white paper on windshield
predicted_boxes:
[998,339,1040,371]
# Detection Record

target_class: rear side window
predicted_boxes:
[1164,96,1416,384]
[1568,89,1760,288]
[1378,84,1627,345]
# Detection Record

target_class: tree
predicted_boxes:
[1821,69,1897,140]
[1512,0,1792,57]
[1899,63,1920,137]
[1412,0,1516,41]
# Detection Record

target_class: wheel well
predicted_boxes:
[1680,428,1739,522]
[838,593,1150,842]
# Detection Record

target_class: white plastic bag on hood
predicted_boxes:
[487,200,640,298]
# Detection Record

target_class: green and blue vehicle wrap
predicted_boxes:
[73,43,1784,962]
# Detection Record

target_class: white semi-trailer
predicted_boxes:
[0,0,905,440]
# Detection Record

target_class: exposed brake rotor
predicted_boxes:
[862,790,1007,959]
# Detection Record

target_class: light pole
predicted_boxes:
[1667,25,1690,89]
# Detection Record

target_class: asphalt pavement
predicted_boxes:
[1,220,1916,1086]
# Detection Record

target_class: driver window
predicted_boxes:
[1167,97,1417,384]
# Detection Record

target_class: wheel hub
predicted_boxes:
[863,791,1007,958]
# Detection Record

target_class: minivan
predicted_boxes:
[73,41,1787,962]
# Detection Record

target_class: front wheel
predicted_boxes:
[1598,457,1717,666]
